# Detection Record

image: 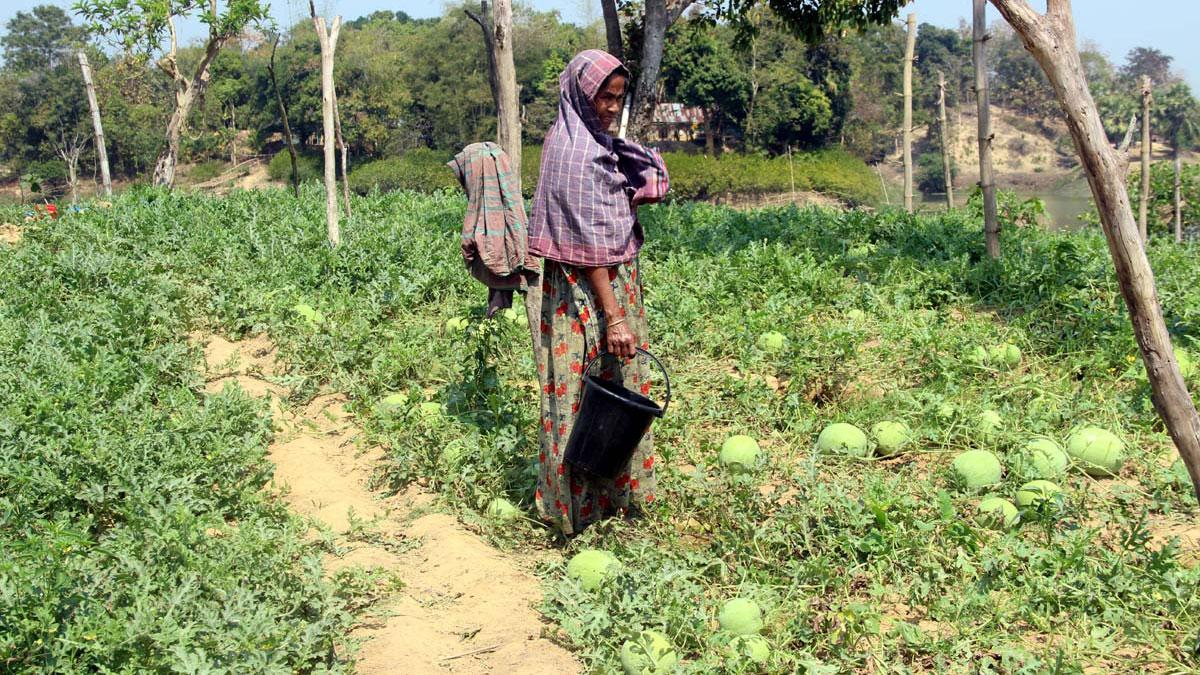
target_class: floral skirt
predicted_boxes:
[535,258,657,536]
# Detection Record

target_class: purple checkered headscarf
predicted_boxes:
[529,50,668,267]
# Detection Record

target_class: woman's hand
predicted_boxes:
[606,320,637,359]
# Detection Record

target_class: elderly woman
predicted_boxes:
[528,50,668,536]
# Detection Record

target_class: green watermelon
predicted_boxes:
[719,435,761,474]
[726,635,771,664]
[976,410,1003,439]
[620,630,677,674]
[816,423,869,457]
[870,421,912,457]
[1019,437,1069,479]
[718,598,764,635]
[977,496,1019,529]
[1065,426,1125,476]
[566,549,620,591]
[952,450,1003,489]
[486,497,520,521]
[1016,480,1062,508]
[757,331,787,352]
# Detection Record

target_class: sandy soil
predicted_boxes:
[192,332,579,674]
[0,223,21,245]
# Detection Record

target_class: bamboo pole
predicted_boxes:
[902,12,916,213]
[938,70,955,210]
[1175,152,1183,243]
[974,0,1000,258]
[77,51,112,198]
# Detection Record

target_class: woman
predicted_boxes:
[528,50,668,536]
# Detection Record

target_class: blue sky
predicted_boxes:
[3,0,1197,92]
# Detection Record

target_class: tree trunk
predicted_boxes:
[1175,150,1183,243]
[466,2,500,117]
[902,13,916,213]
[1118,112,1137,154]
[493,0,521,187]
[77,51,111,198]
[938,70,955,210]
[312,12,342,246]
[974,0,1000,258]
[333,89,351,217]
[630,0,668,141]
[153,35,225,189]
[1139,75,1152,242]
[990,0,1200,505]
[600,0,623,60]
[268,35,300,198]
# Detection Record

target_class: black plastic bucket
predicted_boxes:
[564,348,671,480]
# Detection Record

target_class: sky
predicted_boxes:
[2,0,1197,92]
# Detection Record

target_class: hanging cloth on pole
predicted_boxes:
[448,141,540,316]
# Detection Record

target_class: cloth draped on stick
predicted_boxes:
[448,141,539,315]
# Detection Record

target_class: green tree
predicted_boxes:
[1,5,86,72]
[662,23,750,153]
[74,0,270,187]
[1121,47,1176,87]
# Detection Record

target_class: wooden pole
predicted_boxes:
[787,144,796,204]
[493,0,521,187]
[1139,75,1152,242]
[1175,152,1183,243]
[333,89,351,217]
[991,0,1200,504]
[267,35,300,198]
[77,51,111,198]
[974,0,1000,258]
[938,70,955,210]
[902,12,916,213]
[311,4,342,246]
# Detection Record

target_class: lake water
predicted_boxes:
[919,177,1098,232]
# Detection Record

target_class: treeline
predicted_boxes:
[1,4,1196,197]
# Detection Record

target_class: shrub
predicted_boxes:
[347,149,458,195]
[188,159,226,182]
[267,149,322,183]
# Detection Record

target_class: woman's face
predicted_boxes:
[592,73,626,131]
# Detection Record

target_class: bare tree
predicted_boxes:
[310,2,342,246]
[902,12,916,213]
[938,70,955,210]
[989,0,1200,503]
[1139,75,1152,242]
[267,35,300,198]
[52,128,86,203]
[466,0,522,185]
[628,0,691,140]
[974,0,1000,258]
[77,51,111,198]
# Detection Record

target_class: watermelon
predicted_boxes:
[719,435,761,474]
[952,450,1003,489]
[816,423,869,457]
[376,393,407,413]
[1016,480,1062,508]
[566,549,620,591]
[847,308,866,322]
[1019,437,1069,479]
[1065,426,1125,476]
[620,630,677,675]
[445,317,469,332]
[966,345,991,365]
[718,598,764,635]
[293,303,325,326]
[486,497,520,521]
[870,421,912,457]
[976,410,1002,439]
[976,496,1019,529]
[418,401,443,417]
[987,343,1021,370]
[757,331,787,352]
[726,635,771,664]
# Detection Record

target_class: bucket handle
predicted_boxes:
[581,347,671,417]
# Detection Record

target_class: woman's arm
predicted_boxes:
[583,266,637,358]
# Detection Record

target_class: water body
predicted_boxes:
[919,175,1098,232]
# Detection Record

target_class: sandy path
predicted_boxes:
[194,332,579,674]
